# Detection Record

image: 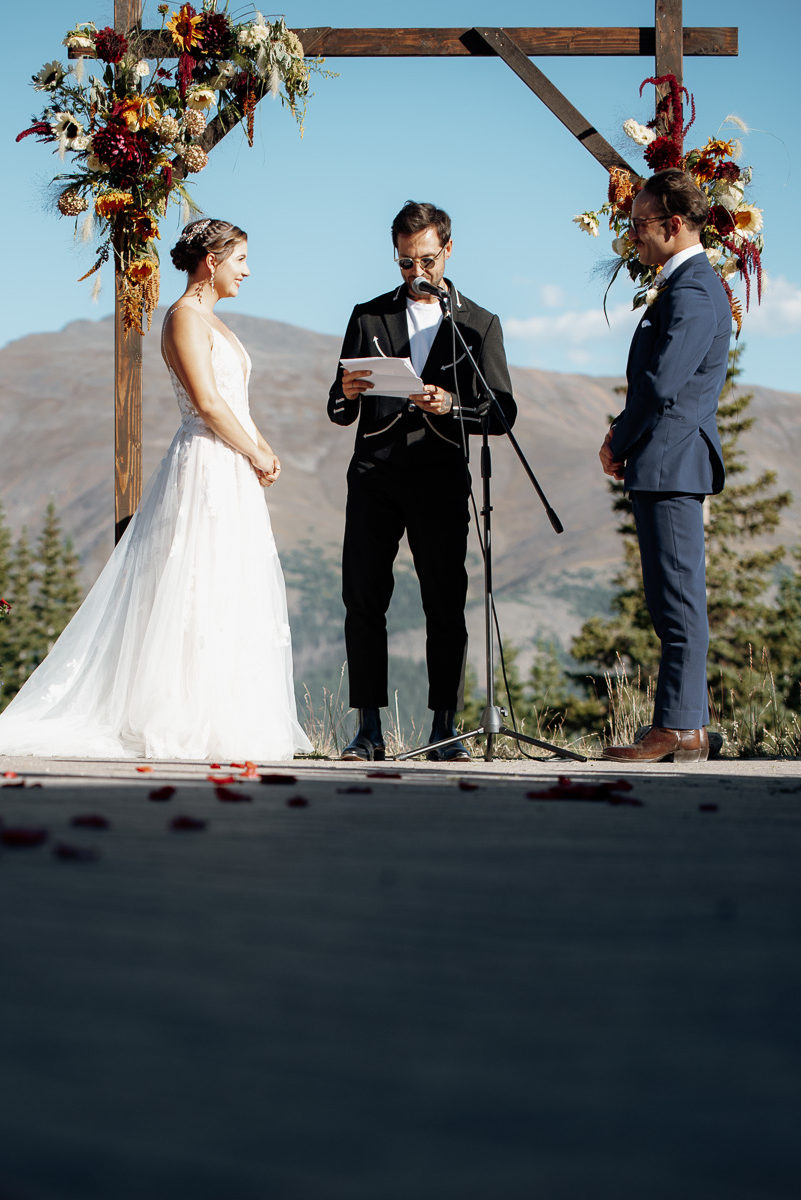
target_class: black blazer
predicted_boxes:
[328,280,517,467]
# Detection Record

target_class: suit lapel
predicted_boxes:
[381,298,410,359]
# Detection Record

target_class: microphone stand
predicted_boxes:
[398,286,586,764]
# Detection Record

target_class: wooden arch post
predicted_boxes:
[113,0,143,543]
[98,0,734,541]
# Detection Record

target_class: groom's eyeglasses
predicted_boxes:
[628,215,668,235]
[395,245,447,270]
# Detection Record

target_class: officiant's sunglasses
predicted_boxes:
[394,245,447,270]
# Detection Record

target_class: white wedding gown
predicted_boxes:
[0,321,312,761]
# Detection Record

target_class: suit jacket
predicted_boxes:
[610,252,730,495]
[328,280,516,467]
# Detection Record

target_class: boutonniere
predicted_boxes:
[644,281,668,306]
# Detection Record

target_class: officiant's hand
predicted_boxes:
[599,429,624,480]
[410,384,453,415]
[342,368,373,400]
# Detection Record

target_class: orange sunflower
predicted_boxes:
[166,4,204,53]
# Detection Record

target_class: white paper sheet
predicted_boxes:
[340,356,424,398]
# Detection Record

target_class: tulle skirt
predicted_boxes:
[0,423,312,761]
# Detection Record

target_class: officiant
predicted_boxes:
[327,200,517,762]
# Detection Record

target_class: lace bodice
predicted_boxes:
[163,314,253,433]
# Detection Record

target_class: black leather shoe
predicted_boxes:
[426,709,470,762]
[341,707,385,761]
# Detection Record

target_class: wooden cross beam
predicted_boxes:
[101,0,735,541]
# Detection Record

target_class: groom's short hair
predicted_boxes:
[391,201,452,248]
[642,169,709,230]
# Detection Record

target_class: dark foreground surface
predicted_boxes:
[1,756,800,1200]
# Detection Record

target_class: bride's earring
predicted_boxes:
[209,264,216,294]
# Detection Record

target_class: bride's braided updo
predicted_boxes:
[170,218,247,274]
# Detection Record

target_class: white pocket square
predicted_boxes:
[640,319,652,328]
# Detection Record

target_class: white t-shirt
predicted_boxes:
[406,297,443,375]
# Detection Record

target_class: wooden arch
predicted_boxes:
[80,0,737,541]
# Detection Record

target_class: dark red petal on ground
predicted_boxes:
[287,795,309,807]
[336,786,373,794]
[260,773,297,785]
[71,814,111,829]
[1,827,48,847]
[214,785,252,803]
[53,842,100,862]
[148,786,176,801]
[170,815,207,831]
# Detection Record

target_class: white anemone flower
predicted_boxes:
[733,204,763,236]
[573,212,599,237]
[51,111,86,158]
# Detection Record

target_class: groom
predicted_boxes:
[600,168,731,764]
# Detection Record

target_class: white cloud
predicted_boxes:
[504,301,636,348]
[739,275,801,336]
[540,283,566,309]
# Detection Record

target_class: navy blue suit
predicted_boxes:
[610,250,730,728]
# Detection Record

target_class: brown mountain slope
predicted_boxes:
[1,312,798,666]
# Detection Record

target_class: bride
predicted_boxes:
[0,218,312,762]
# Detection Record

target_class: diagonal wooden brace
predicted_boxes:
[470,27,639,179]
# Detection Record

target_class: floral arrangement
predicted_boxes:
[0,599,10,621]
[573,75,764,332]
[17,4,327,334]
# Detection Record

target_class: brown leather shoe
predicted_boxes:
[602,726,709,764]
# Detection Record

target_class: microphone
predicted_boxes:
[411,276,449,299]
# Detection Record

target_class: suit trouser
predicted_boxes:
[631,490,710,729]
[343,457,470,711]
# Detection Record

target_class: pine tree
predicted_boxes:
[32,500,82,659]
[704,348,792,707]
[764,544,801,712]
[2,528,39,706]
[0,503,14,704]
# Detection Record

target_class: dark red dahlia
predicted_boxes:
[709,205,736,236]
[92,122,153,183]
[716,161,741,183]
[644,135,682,172]
[94,26,129,65]
[196,11,233,58]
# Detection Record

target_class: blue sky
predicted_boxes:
[3,0,799,391]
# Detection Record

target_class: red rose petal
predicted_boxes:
[367,771,402,779]
[260,773,297,785]
[240,765,260,779]
[170,815,207,831]
[136,765,153,773]
[336,785,373,794]
[2,771,18,779]
[210,763,221,770]
[229,762,245,769]
[286,795,309,808]
[1,779,26,788]
[148,786,176,802]
[71,814,111,829]
[458,780,480,791]
[207,774,235,784]
[1,827,48,847]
